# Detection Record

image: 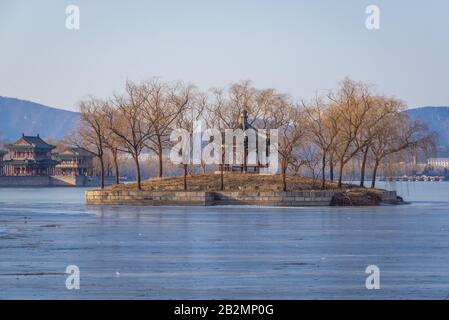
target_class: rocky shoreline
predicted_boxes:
[85,174,403,207]
[331,189,403,206]
[85,189,402,207]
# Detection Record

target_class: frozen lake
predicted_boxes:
[1,182,449,299]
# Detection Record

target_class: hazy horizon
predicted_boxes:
[1,0,448,111]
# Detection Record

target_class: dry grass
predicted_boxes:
[102,173,389,206]
[107,172,374,192]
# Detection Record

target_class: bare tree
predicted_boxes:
[276,104,307,191]
[208,88,228,190]
[106,82,152,190]
[102,128,122,185]
[214,81,260,129]
[329,79,372,188]
[369,113,435,188]
[196,92,213,174]
[356,96,402,187]
[141,79,193,178]
[172,91,205,190]
[304,97,341,189]
[72,97,108,189]
[302,144,322,188]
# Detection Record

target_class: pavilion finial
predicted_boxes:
[240,110,249,130]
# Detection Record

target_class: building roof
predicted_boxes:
[56,147,95,159]
[8,134,55,150]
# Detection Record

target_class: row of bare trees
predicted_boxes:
[304,79,435,189]
[69,79,192,189]
[72,77,435,190]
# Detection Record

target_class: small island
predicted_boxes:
[85,173,401,207]
[72,78,430,208]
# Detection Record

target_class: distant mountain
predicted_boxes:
[407,106,449,149]
[0,96,80,142]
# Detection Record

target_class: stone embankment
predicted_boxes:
[85,189,400,207]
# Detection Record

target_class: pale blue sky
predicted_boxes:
[1,0,448,111]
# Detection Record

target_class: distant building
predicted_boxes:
[0,150,7,176]
[0,134,94,177]
[54,147,94,176]
[2,134,58,176]
[427,158,449,168]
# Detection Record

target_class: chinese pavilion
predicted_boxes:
[0,149,7,176]
[2,134,58,176]
[54,147,94,176]
[218,110,271,173]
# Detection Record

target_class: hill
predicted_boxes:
[407,106,449,149]
[0,96,80,142]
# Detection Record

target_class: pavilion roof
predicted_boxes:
[238,110,256,131]
[8,135,55,150]
[56,147,95,158]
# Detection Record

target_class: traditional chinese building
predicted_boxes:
[1,135,95,178]
[2,134,58,176]
[0,149,7,176]
[218,110,271,173]
[54,147,94,176]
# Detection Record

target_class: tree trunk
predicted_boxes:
[99,154,105,189]
[134,154,141,190]
[312,170,316,188]
[243,141,247,173]
[220,148,224,191]
[220,165,224,191]
[282,163,287,192]
[183,164,187,191]
[337,160,345,188]
[371,160,380,189]
[321,154,326,189]
[282,170,287,192]
[329,159,334,181]
[359,147,369,187]
[113,150,120,185]
[328,153,335,181]
[157,145,163,178]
